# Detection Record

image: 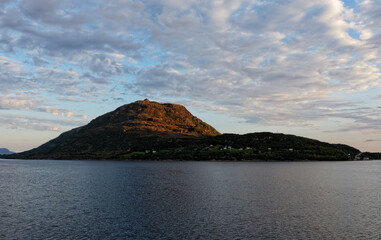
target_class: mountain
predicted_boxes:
[10,99,220,159]
[0,148,14,155]
[7,99,360,160]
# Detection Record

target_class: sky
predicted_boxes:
[0,0,380,153]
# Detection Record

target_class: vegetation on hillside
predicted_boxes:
[116,132,360,161]
[359,152,381,160]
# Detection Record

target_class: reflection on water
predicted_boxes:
[0,160,380,239]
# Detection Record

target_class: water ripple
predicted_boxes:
[0,160,380,239]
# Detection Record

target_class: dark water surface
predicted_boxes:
[0,159,380,239]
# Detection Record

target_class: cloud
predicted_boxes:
[0,95,39,110]
[19,0,88,27]
[0,0,380,139]
[132,0,381,130]
[58,96,95,103]
[0,56,31,93]
[0,95,87,119]
[85,54,125,78]
[0,113,88,132]
[37,107,88,119]
[1,2,142,57]
[32,56,49,66]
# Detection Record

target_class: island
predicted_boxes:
[2,99,372,161]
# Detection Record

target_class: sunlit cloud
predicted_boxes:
[0,96,87,119]
[0,113,87,132]
[0,95,39,110]
[37,107,88,119]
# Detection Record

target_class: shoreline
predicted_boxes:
[1,157,378,162]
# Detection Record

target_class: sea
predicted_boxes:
[0,159,380,239]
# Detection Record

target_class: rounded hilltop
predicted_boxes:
[88,98,220,137]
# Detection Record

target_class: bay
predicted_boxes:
[0,159,380,239]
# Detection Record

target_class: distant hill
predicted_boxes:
[0,148,15,155]
[6,99,361,161]
[359,152,381,160]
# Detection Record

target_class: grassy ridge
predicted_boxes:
[118,132,360,161]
